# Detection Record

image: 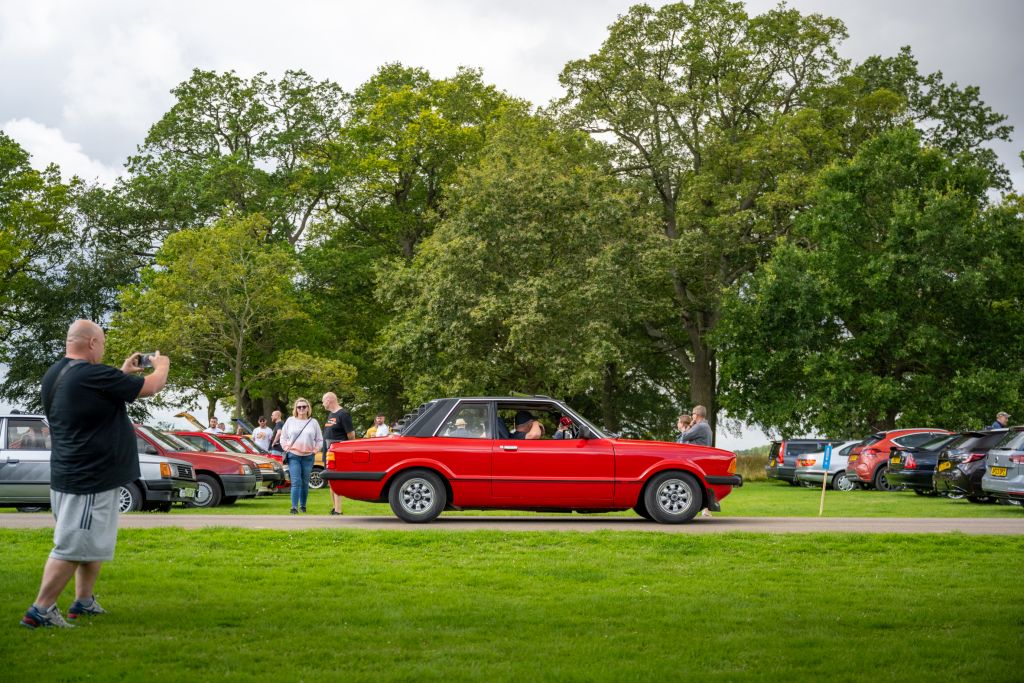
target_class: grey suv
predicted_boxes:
[766,438,845,485]
[982,426,1024,505]
[0,412,198,513]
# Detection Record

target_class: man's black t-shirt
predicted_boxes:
[41,358,145,494]
[323,408,353,442]
[270,420,285,450]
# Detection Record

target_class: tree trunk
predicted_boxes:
[688,342,717,446]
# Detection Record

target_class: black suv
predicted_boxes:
[766,439,844,485]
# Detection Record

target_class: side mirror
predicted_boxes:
[145,444,158,455]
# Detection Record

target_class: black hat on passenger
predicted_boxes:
[515,410,536,426]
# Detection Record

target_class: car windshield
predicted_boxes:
[137,426,185,451]
[861,433,884,446]
[995,431,1024,451]
[239,437,263,453]
[161,432,200,451]
[919,434,959,451]
[207,435,247,453]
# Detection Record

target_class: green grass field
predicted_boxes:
[68,480,1021,518]
[2,530,1021,681]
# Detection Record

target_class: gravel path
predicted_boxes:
[1,514,1021,534]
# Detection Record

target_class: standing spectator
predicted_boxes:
[21,320,169,629]
[204,416,221,434]
[675,414,692,443]
[217,421,227,432]
[322,392,354,515]
[364,413,391,438]
[678,405,712,446]
[280,398,323,514]
[269,409,285,454]
[251,416,273,451]
[989,411,1010,430]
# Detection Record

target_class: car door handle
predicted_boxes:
[500,445,518,451]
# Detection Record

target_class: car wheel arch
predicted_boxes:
[636,466,709,509]
[381,466,454,507]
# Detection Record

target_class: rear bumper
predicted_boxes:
[765,464,796,482]
[887,470,935,490]
[982,476,1024,500]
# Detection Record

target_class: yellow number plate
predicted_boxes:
[937,461,952,472]
[891,456,901,465]
[991,467,1008,477]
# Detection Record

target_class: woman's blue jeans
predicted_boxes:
[286,453,315,510]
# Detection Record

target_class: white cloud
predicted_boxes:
[2,117,122,186]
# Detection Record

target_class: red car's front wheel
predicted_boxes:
[644,471,702,523]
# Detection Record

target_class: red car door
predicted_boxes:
[491,436,615,505]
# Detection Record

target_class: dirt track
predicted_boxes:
[1,513,1021,534]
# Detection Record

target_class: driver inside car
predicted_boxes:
[511,411,544,440]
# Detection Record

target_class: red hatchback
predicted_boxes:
[846,428,952,491]
[323,397,741,523]
[134,425,261,507]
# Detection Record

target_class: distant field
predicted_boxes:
[3,529,1021,681]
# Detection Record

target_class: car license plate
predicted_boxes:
[991,467,1008,477]
[179,488,196,498]
[938,461,952,472]
[849,455,858,463]
[890,456,901,465]
[769,460,776,468]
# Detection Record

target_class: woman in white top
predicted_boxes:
[280,397,324,514]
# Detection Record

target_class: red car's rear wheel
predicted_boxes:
[389,469,447,523]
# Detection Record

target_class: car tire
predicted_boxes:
[15,505,48,513]
[832,471,856,491]
[788,479,801,486]
[221,496,238,505]
[154,502,173,513]
[873,466,894,492]
[188,474,222,508]
[388,469,446,523]
[633,498,653,521]
[308,467,326,490]
[967,495,994,504]
[118,482,143,513]
[644,471,702,524]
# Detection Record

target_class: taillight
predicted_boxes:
[863,447,881,456]
[1010,456,1024,464]
[797,458,816,467]
[905,454,916,469]
[778,442,786,465]
[965,453,986,463]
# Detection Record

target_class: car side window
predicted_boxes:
[439,404,490,439]
[6,419,50,450]
[894,433,938,448]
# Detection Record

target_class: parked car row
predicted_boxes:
[766,426,1024,505]
[0,411,289,513]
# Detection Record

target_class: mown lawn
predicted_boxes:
[131,480,1024,518]
[2,530,1021,681]
[4,481,1021,519]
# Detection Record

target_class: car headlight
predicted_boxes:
[258,462,273,471]
[240,464,252,475]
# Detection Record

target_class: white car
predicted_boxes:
[794,440,861,491]
[0,412,198,513]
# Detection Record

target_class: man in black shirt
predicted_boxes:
[321,391,354,515]
[21,320,169,629]
[269,409,284,454]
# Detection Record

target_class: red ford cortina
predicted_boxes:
[323,397,742,523]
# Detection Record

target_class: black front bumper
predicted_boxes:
[221,474,260,498]
[142,478,200,503]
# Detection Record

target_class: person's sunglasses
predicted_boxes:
[297,405,309,410]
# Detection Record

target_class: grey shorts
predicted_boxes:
[49,488,120,562]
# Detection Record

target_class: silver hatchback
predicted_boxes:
[982,427,1024,504]
[794,440,861,491]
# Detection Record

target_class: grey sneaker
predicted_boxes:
[68,596,107,620]
[21,604,74,629]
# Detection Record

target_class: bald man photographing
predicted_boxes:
[21,320,169,629]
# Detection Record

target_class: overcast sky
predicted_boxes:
[2,0,1021,446]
